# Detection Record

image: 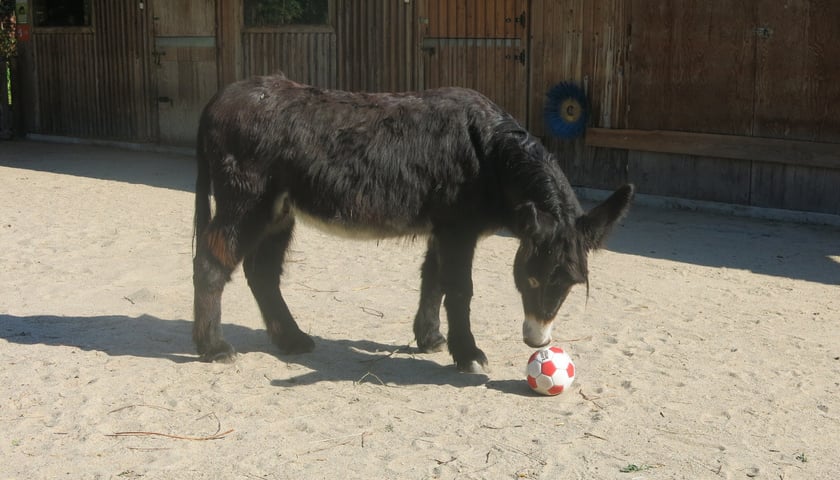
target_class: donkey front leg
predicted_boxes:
[436,230,488,373]
[413,237,446,353]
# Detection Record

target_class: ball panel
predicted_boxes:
[547,384,565,395]
[566,362,575,378]
[535,375,554,392]
[541,360,557,376]
[527,361,542,378]
[526,376,538,390]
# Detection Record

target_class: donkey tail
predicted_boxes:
[194,141,212,251]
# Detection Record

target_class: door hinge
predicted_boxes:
[505,50,526,65]
[505,12,526,28]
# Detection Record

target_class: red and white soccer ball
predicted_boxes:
[526,346,576,396]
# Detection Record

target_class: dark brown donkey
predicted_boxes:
[192,73,633,373]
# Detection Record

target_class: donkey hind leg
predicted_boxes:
[436,230,488,373]
[243,220,315,355]
[413,237,446,353]
[193,195,274,362]
[193,221,245,363]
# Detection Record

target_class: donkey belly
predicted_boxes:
[273,193,434,240]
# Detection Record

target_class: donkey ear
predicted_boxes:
[577,184,634,250]
[512,202,557,239]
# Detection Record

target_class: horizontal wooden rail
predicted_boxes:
[585,128,840,170]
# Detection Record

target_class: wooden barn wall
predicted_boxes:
[748,0,840,214]
[242,30,337,88]
[32,1,154,141]
[240,0,418,93]
[418,0,529,123]
[18,0,839,214]
[624,0,840,214]
[528,0,839,214]
[529,0,630,190]
[335,0,419,92]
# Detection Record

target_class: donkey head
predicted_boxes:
[512,184,634,348]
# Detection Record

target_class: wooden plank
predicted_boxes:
[217,0,243,87]
[334,0,413,92]
[751,163,840,215]
[549,135,627,190]
[243,30,337,88]
[583,0,629,130]
[154,0,214,36]
[627,0,755,135]
[754,0,840,143]
[586,128,840,170]
[628,151,751,205]
[528,0,586,136]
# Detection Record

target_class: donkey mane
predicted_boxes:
[488,120,583,228]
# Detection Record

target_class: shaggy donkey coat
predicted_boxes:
[193,73,633,372]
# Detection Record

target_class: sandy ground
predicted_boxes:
[1,140,839,480]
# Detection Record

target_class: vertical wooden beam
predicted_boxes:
[217,0,242,87]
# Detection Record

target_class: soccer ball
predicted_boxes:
[526,346,576,396]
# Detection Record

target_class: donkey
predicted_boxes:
[192,73,633,373]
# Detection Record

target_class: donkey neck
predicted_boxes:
[495,134,583,228]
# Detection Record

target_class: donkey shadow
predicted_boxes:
[0,313,497,389]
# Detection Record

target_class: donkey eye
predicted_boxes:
[527,277,540,288]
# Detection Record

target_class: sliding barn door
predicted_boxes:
[419,0,529,124]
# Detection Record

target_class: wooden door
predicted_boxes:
[151,0,218,146]
[419,0,529,124]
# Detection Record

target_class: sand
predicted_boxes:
[1,140,839,479]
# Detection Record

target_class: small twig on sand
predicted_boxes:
[107,409,231,441]
[556,335,593,343]
[195,412,222,435]
[359,306,385,318]
[579,389,605,410]
[299,431,371,455]
[359,347,403,364]
[295,282,338,293]
[107,429,234,441]
[107,404,176,414]
[583,432,608,441]
[355,371,392,387]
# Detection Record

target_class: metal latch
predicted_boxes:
[755,26,773,39]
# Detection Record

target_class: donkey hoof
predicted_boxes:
[274,331,315,355]
[199,343,237,363]
[457,359,490,374]
[417,332,447,353]
[455,350,489,374]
